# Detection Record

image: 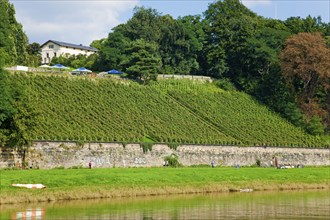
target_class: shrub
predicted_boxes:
[168,142,179,150]
[141,142,153,153]
[256,159,261,167]
[164,153,182,168]
[305,116,325,135]
[213,78,236,91]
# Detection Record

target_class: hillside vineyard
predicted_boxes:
[10,72,327,148]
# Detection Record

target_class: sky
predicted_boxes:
[10,0,330,46]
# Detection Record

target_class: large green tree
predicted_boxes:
[0,0,16,65]
[98,7,204,76]
[0,70,37,150]
[204,0,258,79]
[158,15,201,75]
[0,0,28,66]
[122,7,162,42]
[123,39,161,84]
[0,70,15,145]
[239,27,291,94]
[96,26,129,71]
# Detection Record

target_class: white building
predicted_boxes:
[40,40,98,64]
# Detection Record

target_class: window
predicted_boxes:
[46,53,49,58]
[54,52,57,57]
[49,44,54,49]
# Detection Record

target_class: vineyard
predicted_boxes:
[8,72,328,147]
[151,80,326,147]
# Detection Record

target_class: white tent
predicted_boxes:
[39,64,50,68]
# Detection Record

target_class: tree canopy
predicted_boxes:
[123,39,161,84]
[0,0,29,66]
[280,32,330,132]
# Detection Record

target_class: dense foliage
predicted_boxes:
[50,53,98,70]
[3,72,328,147]
[151,80,327,147]
[93,0,330,134]
[1,0,329,142]
[0,70,36,149]
[0,0,40,66]
[0,0,28,66]
[8,73,237,145]
[280,32,330,134]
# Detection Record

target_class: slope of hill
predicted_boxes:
[8,72,328,147]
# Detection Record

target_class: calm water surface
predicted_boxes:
[1,190,329,220]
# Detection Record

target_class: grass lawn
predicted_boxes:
[1,167,329,204]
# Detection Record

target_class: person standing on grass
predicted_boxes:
[89,161,92,169]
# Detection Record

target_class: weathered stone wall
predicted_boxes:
[0,142,329,169]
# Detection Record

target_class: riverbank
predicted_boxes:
[1,167,329,204]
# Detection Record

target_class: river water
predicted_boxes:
[1,190,329,219]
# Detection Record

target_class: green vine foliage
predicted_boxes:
[141,142,153,153]
[5,72,328,148]
[150,80,327,148]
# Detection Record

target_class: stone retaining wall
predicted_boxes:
[0,142,329,169]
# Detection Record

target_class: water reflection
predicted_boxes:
[2,190,329,220]
[11,208,45,220]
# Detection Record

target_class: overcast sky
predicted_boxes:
[11,0,330,46]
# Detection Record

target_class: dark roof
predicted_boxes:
[41,40,98,52]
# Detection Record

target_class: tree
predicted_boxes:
[0,0,16,65]
[261,18,290,32]
[26,42,41,67]
[158,15,201,75]
[90,39,104,50]
[204,0,258,78]
[239,27,291,94]
[0,70,15,145]
[123,39,161,84]
[285,16,328,35]
[280,32,330,131]
[27,42,40,55]
[96,26,129,71]
[122,7,162,42]
[0,0,28,66]
[0,70,37,167]
[179,15,208,76]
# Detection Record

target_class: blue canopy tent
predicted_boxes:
[71,67,92,75]
[73,67,92,72]
[107,69,123,74]
[51,64,68,69]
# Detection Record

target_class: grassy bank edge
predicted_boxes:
[1,181,329,205]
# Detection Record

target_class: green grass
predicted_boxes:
[1,167,329,204]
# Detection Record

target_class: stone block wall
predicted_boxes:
[0,141,329,169]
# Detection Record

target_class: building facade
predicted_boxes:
[40,40,98,64]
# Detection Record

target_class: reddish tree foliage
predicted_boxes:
[280,32,330,124]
